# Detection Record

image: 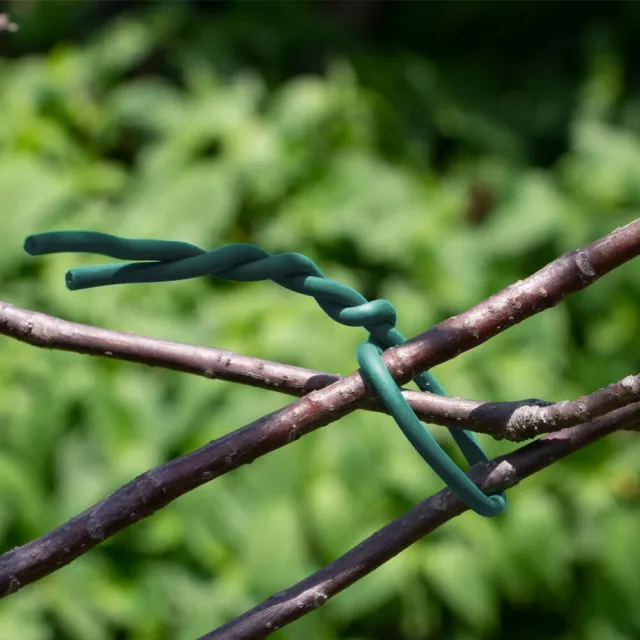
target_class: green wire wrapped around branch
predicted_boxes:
[24,230,506,516]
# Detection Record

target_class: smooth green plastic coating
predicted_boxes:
[358,343,506,516]
[24,230,506,516]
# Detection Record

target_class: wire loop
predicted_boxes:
[24,230,507,516]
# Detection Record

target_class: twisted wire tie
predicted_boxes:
[24,231,506,517]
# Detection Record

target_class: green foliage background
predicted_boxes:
[1,2,640,638]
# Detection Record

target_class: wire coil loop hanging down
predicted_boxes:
[24,230,507,517]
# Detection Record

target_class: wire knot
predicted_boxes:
[24,230,507,516]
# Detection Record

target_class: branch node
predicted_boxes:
[574,249,597,282]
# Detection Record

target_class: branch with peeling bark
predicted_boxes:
[203,402,640,639]
[2,302,640,441]
[0,219,639,604]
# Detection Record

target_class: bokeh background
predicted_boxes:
[1,2,640,639]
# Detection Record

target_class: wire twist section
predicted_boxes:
[24,231,506,516]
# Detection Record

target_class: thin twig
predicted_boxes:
[0,219,638,596]
[202,402,640,640]
[1,301,640,441]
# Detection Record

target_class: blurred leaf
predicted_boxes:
[2,4,640,639]
[422,539,498,631]
[0,157,70,270]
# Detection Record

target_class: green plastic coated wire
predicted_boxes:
[23,230,506,517]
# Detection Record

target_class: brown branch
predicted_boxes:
[467,374,640,441]
[1,302,640,441]
[202,402,640,640]
[0,219,638,597]
[399,219,640,374]
[0,299,343,395]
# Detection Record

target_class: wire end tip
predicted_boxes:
[65,271,77,291]
[23,235,40,256]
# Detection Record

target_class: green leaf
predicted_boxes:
[421,539,498,631]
